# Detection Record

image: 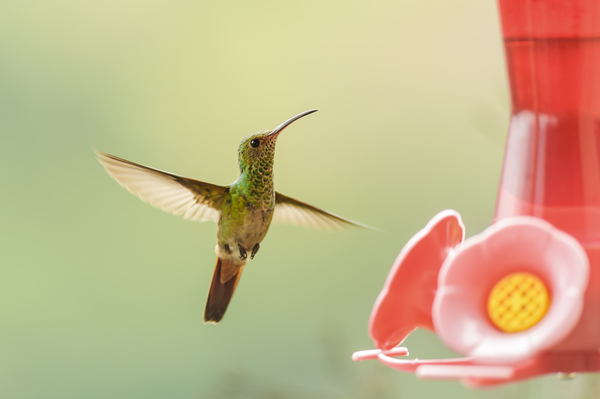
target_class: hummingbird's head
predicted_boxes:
[237,110,317,173]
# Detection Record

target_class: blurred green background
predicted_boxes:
[2,0,599,398]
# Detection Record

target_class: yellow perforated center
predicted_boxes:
[487,272,550,333]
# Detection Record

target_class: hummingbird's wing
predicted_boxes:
[95,150,227,222]
[273,192,370,230]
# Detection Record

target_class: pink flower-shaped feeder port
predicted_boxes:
[354,212,592,387]
[433,216,589,365]
[367,210,465,351]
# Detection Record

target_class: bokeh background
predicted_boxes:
[2,0,599,398]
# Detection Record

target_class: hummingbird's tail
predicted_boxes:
[204,257,243,324]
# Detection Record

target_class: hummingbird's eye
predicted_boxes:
[250,139,260,148]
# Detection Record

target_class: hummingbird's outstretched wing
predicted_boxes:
[95,150,227,222]
[273,192,370,231]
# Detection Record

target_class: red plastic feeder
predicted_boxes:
[353,0,600,387]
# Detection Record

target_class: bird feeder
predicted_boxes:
[352,0,600,387]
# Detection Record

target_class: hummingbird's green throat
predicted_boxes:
[96,109,368,324]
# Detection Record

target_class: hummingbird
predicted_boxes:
[95,110,367,324]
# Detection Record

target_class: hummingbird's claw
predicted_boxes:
[250,244,260,260]
[238,244,247,261]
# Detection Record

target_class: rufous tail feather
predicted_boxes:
[203,257,243,324]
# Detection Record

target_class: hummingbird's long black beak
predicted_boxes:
[268,109,318,138]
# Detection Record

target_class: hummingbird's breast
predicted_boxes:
[216,183,275,262]
[236,208,273,246]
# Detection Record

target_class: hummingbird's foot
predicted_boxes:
[238,244,247,261]
[250,244,260,260]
